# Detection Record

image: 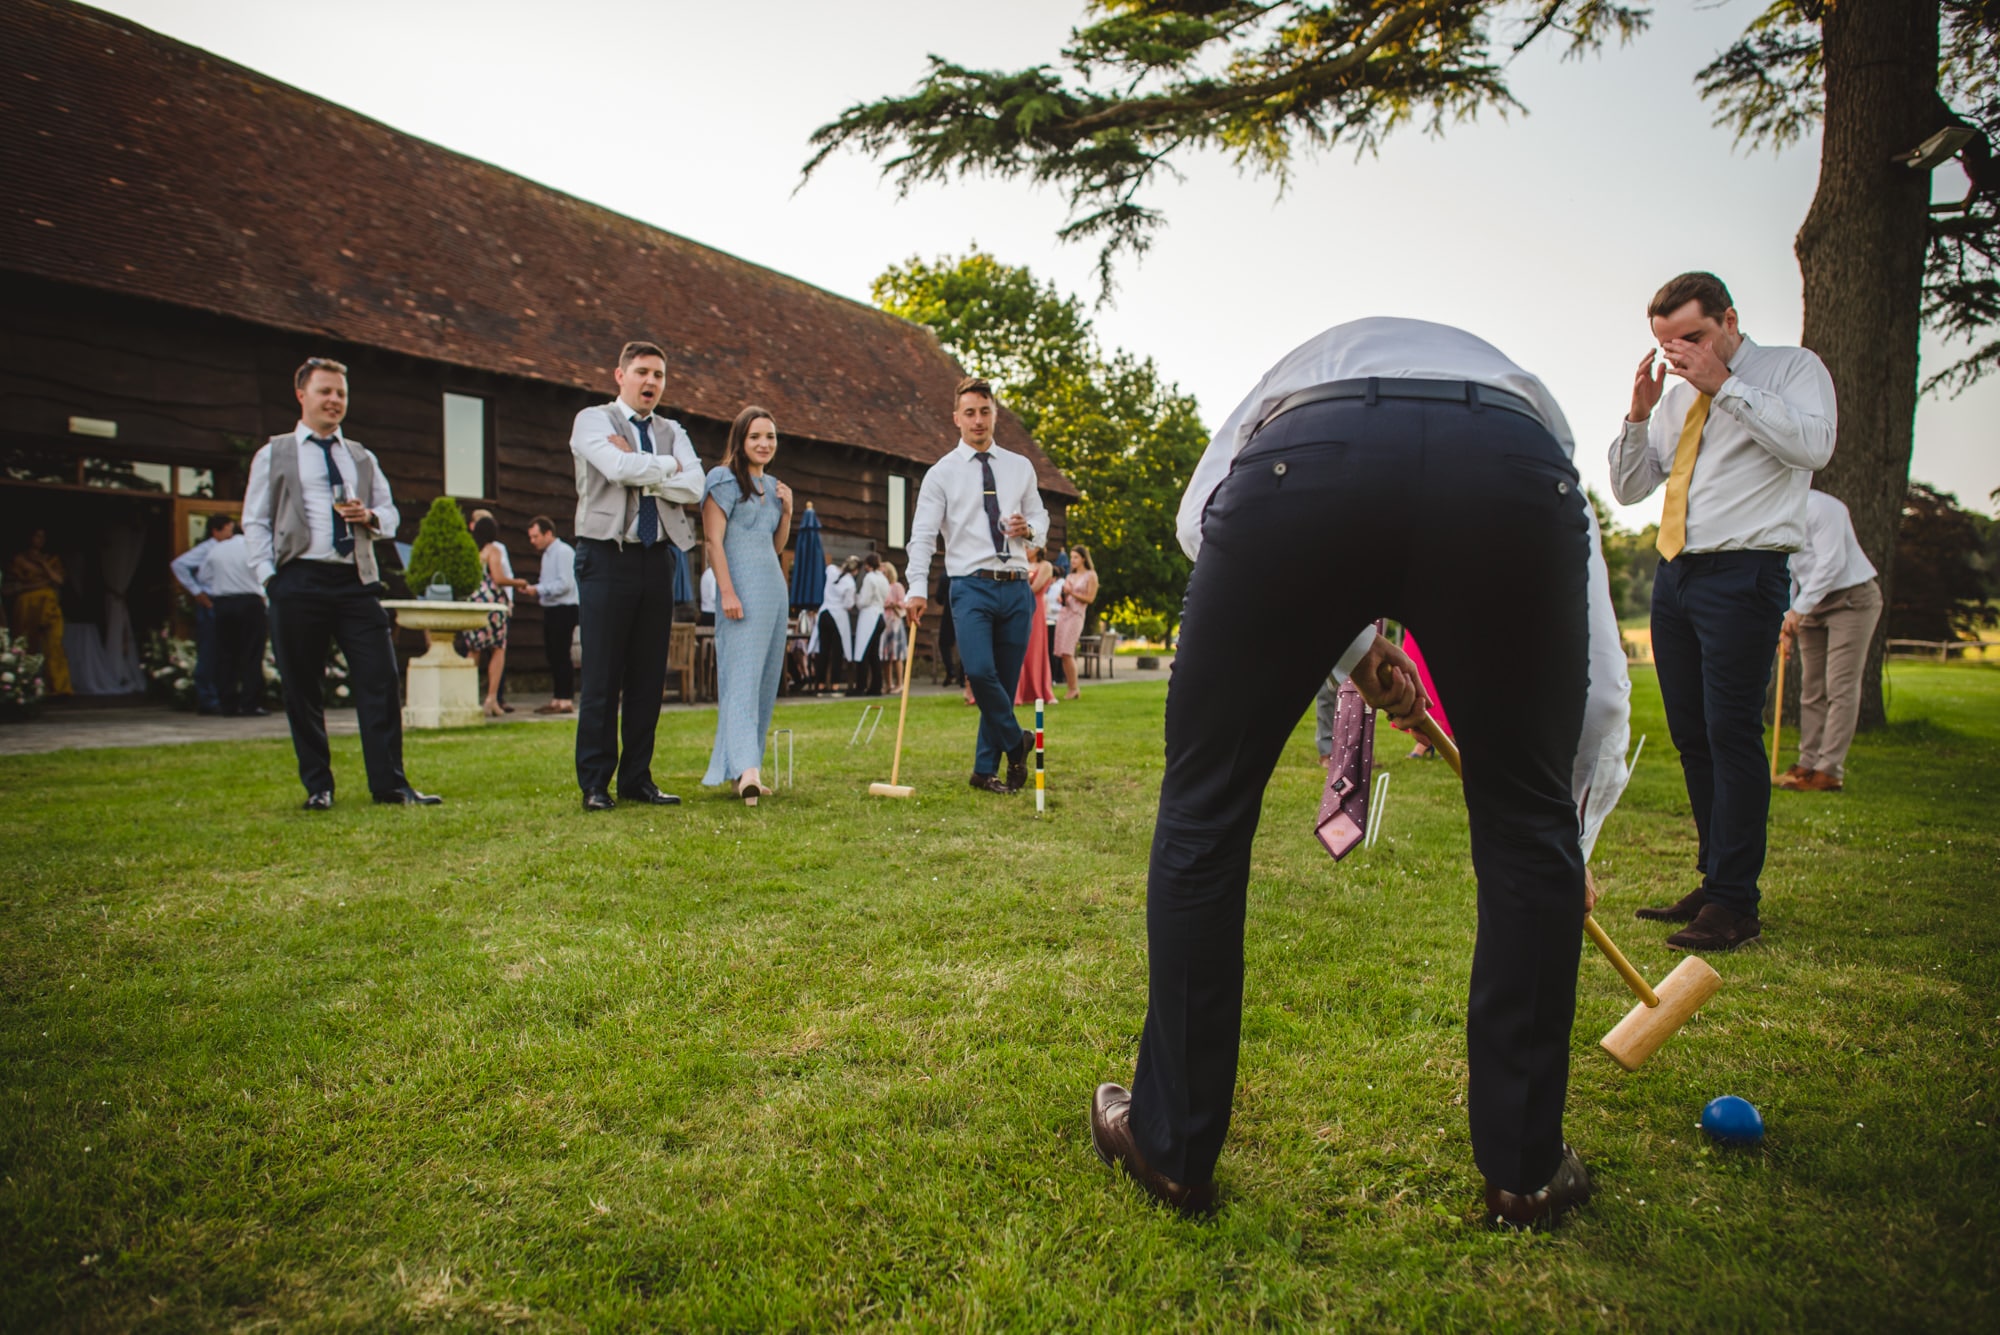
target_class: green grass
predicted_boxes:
[2,666,1996,1331]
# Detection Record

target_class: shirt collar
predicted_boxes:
[295,422,345,446]
[954,438,999,460]
[1726,335,1758,372]
[617,398,654,423]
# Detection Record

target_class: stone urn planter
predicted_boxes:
[380,600,493,728]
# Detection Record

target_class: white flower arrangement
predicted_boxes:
[0,631,50,713]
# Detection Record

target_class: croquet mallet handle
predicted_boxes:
[1410,706,1660,1009]
[887,618,918,787]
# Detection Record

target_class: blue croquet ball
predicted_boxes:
[1701,1095,1765,1147]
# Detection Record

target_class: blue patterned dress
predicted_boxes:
[702,467,789,786]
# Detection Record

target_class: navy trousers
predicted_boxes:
[267,560,408,798]
[1649,550,1789,916]
[1129,394,1592,1195]
[574,537,675,796]
[947,575,1032,776]
[192,603,221,711]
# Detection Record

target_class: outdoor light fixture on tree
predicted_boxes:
[807,0,2000,728]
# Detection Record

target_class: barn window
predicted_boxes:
[442,392,491,498]
[887,474,910,549]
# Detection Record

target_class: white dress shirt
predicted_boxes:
[905,440,1050,599]
[1179,316,1630,858]
[1790,490,1878,615]
[1609,335,1836,553]
[857,569,890,611]
[195,534,264,599]
[824,569,856,613]
[171,537,216,598]
[568,402,704,542]
[699,564,718,614]
[242,424,401,586]
[534,538,579,606]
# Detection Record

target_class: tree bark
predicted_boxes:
[1795,0,1940,730]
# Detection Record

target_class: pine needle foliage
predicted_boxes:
[405,497,483,598]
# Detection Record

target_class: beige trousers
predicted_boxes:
[1796,577,1882,780]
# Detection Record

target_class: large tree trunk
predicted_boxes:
[1795,0,1940,730]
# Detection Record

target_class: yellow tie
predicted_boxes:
[1655,392,1712,561]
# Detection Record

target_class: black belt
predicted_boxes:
[964,567,1028,582]
[1256,377,1542,437]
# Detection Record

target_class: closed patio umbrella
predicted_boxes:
[790,504,825,610]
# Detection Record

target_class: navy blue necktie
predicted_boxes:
[310,435,355,556]
[975,451,1007,557]
[632,416,660,548]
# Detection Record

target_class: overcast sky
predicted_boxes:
[95,0,1998,523]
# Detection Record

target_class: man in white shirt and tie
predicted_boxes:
[192,524,268,717]
[169,513,234,714]
[1775,489,1880,792]
[1612,273,1837,952]
[1087,317,1632,1231]
[568,340,704,811]
[242,356,438,809]
[902,377,1049,793]
[512,516,580,715]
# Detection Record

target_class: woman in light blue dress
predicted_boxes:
[701,406,795,803]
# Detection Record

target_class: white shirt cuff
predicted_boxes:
[1329,626,1378,684]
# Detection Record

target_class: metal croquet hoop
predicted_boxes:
[766,727,794,789]
[1363,769,1390,848]
[849,703,883,747]
[1035,698,1046,816]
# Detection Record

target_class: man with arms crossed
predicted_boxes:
[902,377,1048,794]
[570,341,704,811]
[1614,273,1836,950]
[1088,317,1631,1228]
[243,357,439,809]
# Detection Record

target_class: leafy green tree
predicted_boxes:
[1889,482,1998,641]
[809,0,1998,725]
[405,497,483,598]
[876,250,1209,637]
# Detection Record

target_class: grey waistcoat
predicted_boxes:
[573,405,698,550]
[264,433,380,584]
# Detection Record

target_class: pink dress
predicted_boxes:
[1016,573,1056,705]
[1054,569,1096,656]
[1403,631,1451,736]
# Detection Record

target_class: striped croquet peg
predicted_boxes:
[1035,698,1046,815]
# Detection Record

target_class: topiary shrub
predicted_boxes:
[405,497,483,598]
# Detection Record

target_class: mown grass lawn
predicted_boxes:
[2,665,1996,1331]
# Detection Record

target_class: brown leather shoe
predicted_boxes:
[1090,1083,1217,1217]
[968,773,1013,795]
[1485,1144,1591,1230]
[1635,886,1706,922]
[1774,769,1806,790]
[1666,902,1762,951]
[1796,769,1843,792]
[1004,740,1029,793]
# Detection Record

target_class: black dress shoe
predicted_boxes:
[619,785,681,806]
[1004,740,1029,793]
[302,791,334,811]
[1485,1144,1591,1229]
[372,787,443,806]
[582,789,616,812]
[1090,1083,1218,1217]
[1635,887,1707,922]
[968,773,1012,795]
[1666,902,1762,951]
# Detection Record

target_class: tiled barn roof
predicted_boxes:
[0,0,1076,495]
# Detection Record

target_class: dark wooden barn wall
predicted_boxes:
[0,275,1066,682]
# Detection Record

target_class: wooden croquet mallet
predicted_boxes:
[1769,636,1789,782]
[1410,710,1722,1071]
[868,616,920,798]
